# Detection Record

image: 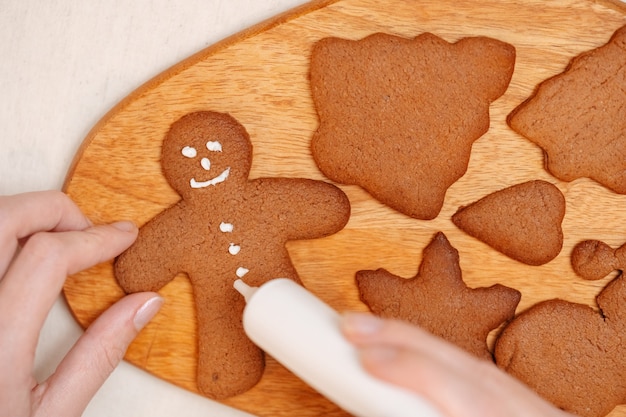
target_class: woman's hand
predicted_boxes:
[0,191,163,417]
[342,312,573,417]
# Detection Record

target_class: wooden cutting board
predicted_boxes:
[63,0,626,415]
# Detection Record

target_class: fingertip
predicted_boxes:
[133,295,164,331]
[341,312,384,340]
[110,220,138,234]
[83,214,94,228]
[35,291,163,416]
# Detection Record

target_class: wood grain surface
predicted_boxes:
[62,0,626,415]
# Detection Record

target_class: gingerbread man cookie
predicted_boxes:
[356,232,521,360]
[114,111,350,399]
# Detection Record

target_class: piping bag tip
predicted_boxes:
[234,279,257,303]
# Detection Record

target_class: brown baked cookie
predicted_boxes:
[572,239,626,281]
[310,32,515,220]
[495,273,626,417]
[508,24,626,193]
[356,232,521,360]
[114,111,350,399]
[452,180,565,265]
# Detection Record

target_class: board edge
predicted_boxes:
[61,0,340,193]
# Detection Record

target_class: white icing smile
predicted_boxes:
[190,168,230,189]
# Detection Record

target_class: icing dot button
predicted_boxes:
[220,222,234,233]
[236,267,250,278]
[229,243,241,255]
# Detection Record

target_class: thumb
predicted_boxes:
[33,292,163,417]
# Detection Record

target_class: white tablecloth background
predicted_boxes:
[1,1,307,416]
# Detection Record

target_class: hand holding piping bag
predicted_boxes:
[235,278,573,417]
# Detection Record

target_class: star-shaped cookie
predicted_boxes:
[356,232,521,360]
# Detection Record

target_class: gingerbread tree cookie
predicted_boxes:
[452,180,565,265]
[310,32,515,220]
[495,271,626,417]
[114,111,350,399]
[508,24,626,193]
[356,232,521,360]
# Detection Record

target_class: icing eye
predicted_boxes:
[206,141,222,152]
[182,146,197,158]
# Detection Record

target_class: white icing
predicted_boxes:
[182,146,197,158]
[190,167,230,189]
[206,141,222,152]
[229,243,241,255]
[220,222,234,233]
[201,157,211,170]
[236,267,249,278]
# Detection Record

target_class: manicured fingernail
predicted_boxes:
[133,296,164,331]
[361,346,399,364]
[111,220,137,233]
[343,313,384,335]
